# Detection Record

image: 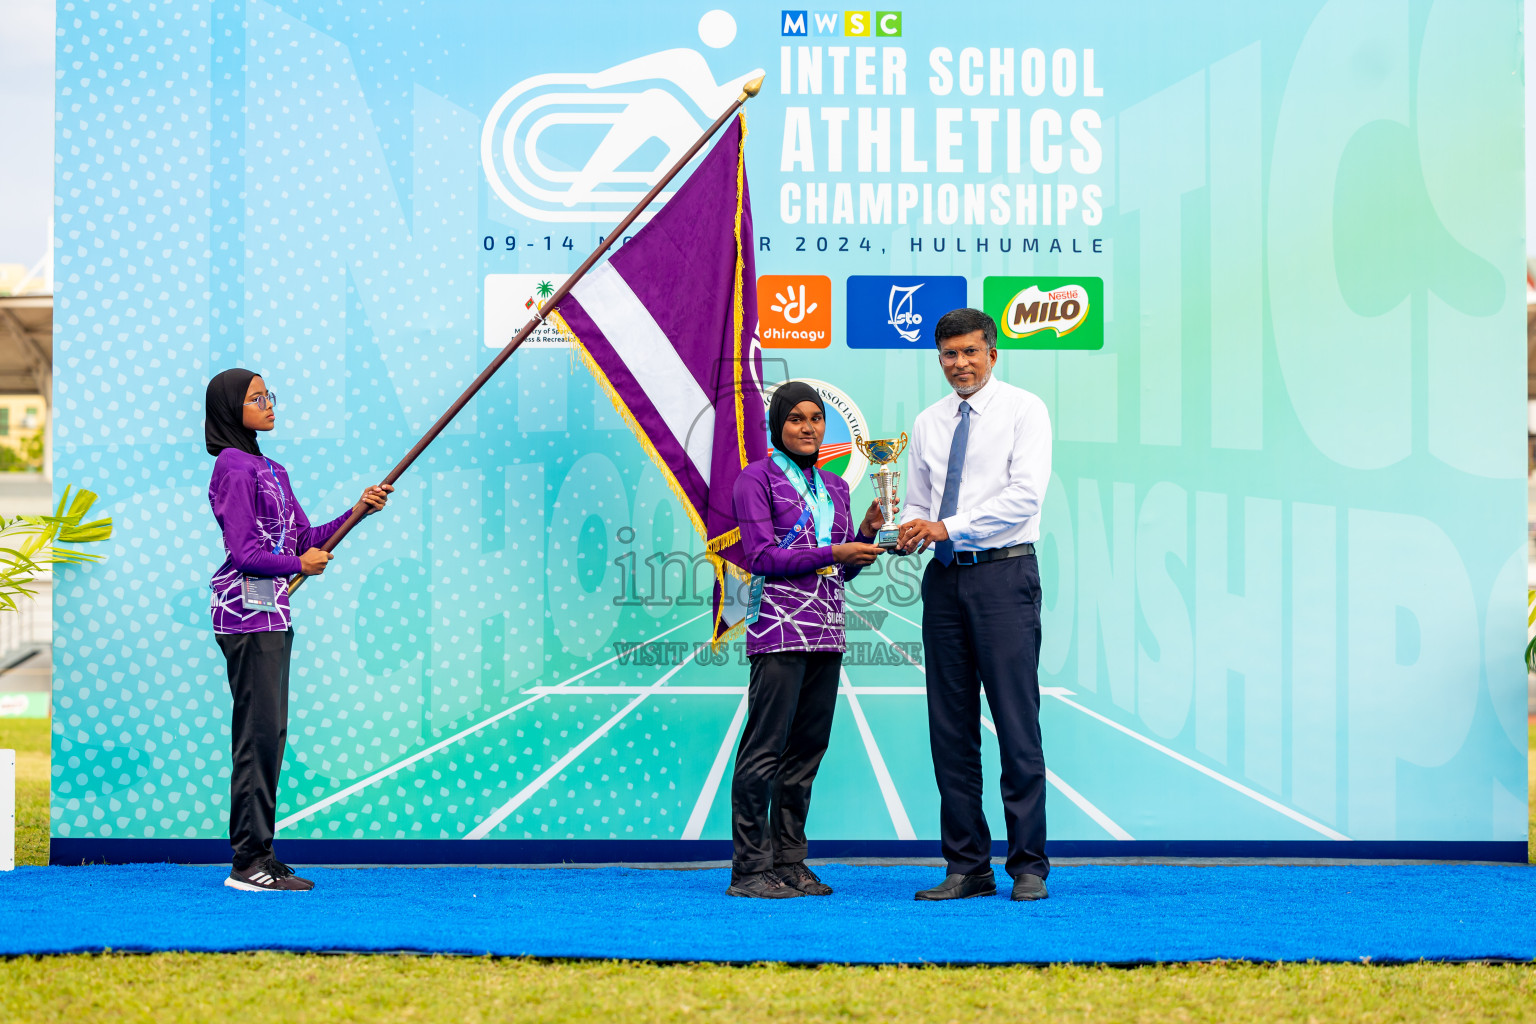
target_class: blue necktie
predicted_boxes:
[933,401,971,566]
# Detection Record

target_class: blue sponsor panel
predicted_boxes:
[845,276,968,349]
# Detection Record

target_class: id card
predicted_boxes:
[745,575,766,625]
[241,575,280,613]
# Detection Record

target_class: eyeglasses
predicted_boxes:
[938,348,986,365]
[244,391,279,410]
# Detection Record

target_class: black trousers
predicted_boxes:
[216,628,294,871]
[730,650,841,881]
[922,554,1048,880]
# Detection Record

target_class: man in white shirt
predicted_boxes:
[896,307,1053,902]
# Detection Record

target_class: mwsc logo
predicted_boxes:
[781,10,903,36]
[481,17,762,223]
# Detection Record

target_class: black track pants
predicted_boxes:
[216,628,293,870]
[730,650,841,881]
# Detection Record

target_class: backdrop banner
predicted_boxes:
[51,0,1528,863]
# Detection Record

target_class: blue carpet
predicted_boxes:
[1,863,1533,963]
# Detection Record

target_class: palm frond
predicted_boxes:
[0,484,113,611]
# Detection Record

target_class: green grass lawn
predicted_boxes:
[2,716,1533,1023]
[1,716,49,867]
[4,956,1536,1024]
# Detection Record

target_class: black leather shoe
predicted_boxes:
[1011,874,1048,901]
[776,862,833,895]
[726,870,805,899]
[914,871,997,901]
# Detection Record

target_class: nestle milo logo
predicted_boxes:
[983,276,1104,350]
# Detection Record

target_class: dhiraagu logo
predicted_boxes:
[758,275,832,348]
[763,378,869,485]
[984,276,1104,350]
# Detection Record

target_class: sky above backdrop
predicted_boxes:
[0,0,53,270]
[0,2,1530,268]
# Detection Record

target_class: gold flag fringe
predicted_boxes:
[731,111,750,472]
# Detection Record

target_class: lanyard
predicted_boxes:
[262,458,288,555]
[771,452,833,548]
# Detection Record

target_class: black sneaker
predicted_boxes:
[225,858,315,892]
[726,870,805,899]
[776,862,833,895]
[270,859,314,887]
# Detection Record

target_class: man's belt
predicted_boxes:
[951,543,1034,566]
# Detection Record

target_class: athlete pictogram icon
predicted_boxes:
[481,27,763,223]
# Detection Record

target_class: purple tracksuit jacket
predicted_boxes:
[207,449,349,635]
[732,457,873,657]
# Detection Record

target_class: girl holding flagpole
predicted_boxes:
[204,368,392,891]
[725,381,886,899]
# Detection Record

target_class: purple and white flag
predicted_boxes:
[551,115,766,644]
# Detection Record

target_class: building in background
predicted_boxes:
[0,395,45,471]
[0,294,50,477]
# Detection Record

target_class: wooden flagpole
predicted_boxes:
[288,73,765,596]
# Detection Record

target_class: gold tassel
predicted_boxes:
[731,111,750,471]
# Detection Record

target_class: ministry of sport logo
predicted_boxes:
[481,12,762,223]
[845,276,967,349]
[763,379,870,486]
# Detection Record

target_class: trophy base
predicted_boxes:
[875,525,901,550]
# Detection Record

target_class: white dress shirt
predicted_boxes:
[900,376,1052,550]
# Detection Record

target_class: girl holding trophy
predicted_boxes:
[725,381,887,899]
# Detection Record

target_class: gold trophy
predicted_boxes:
[853,433,909,549]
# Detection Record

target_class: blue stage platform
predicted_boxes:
[1,863,1533,963]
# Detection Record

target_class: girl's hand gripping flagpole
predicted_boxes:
[287,73,766,596]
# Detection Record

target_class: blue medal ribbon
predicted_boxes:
[771,452,833,548]
[263,458,288,555]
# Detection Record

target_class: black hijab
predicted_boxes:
[769,381,824,470]
[205,367,263,457]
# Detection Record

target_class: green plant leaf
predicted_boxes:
[66,488,98,520]
[57,517,112,544]
[0,482,111,606]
